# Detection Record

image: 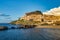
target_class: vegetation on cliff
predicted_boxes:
[10,20,17,24]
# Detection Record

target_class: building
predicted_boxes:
[18,11,60,25]
[43,15,60,24]
[20,11,43,22]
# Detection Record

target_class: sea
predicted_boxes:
[0,23,60,40]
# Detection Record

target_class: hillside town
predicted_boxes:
[11,11,60,25]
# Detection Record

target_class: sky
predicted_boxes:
[0,0,60,23]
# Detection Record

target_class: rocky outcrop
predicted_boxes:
[0,26,8,30]
[17,24,37,29]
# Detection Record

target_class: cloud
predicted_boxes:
[43,6,60,16]
[0,13,10,17]
[0,13,11,21]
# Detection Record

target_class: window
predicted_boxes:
[29,19,33,21]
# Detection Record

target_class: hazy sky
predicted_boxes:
[0,0,60,23]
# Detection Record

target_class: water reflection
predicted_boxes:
[0,28,60,40]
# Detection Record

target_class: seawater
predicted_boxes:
[0,23,60,40]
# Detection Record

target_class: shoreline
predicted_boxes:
[1,24,60,30]
[35,25,60,29]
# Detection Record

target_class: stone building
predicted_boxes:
[20,11,43,22]
[43,15,60,24]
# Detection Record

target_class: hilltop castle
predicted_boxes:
[19,11,60,24]
[20,11,44,22]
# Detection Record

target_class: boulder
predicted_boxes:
[17,24,25,29]
[0,26,8,30]
[11,27,16,29]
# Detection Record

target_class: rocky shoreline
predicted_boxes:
[0,24,60,31]
[0,24,37,30]
[17,24,37,29]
